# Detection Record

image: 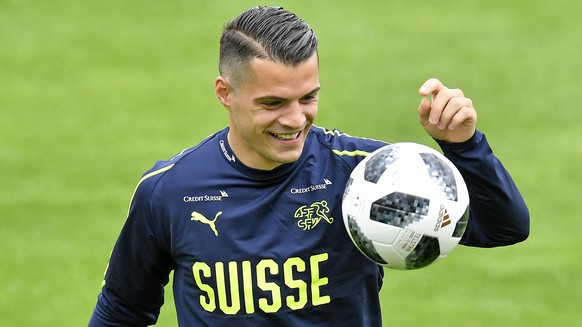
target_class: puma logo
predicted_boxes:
[191,211,222,236]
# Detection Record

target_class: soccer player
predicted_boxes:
[89,6,529,326]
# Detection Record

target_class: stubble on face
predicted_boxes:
[225,54,320,170]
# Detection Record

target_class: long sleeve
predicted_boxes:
[437,131,530,248]
[89,167,175,326]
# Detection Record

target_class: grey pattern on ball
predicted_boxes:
[453,206,470,238]
[347,215,388,265]
[420,153,458,201]
[404,235,441,269]
[370,192,430,228]
[364,147,399,183]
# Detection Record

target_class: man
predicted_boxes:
[89,6,529,326]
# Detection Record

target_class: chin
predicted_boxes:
[275,148,304,165]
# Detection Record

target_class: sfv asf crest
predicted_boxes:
[294,200,334,231]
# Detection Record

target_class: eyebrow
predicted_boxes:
[255,86,321,102]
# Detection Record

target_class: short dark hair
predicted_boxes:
[219,6,318,87]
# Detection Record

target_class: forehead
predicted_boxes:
[242,54,320,98]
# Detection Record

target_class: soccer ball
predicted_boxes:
[342,142,470,270]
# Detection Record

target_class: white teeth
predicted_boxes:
[272,132,300,140]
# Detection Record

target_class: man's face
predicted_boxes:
[217,54,320,170]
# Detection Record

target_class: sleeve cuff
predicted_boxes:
[435,130,484,153]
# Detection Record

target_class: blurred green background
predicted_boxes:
[1,0,580,326]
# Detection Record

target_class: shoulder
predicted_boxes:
[308,125,388,159]
[133,129,225,198]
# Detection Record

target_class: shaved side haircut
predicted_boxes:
[219,6,319,88]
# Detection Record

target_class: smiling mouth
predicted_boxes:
[270,131,301,140]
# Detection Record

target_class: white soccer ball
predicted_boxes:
[342,142,470,270]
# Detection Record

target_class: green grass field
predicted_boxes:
[1,0,580,326]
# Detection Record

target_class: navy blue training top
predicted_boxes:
[89,126,529,326]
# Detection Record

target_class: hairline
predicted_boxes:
[223,52,319,92]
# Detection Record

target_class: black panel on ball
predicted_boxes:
[404,235,440,269]
[370,192,430,228]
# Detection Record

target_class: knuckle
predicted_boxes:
[448,95,472,108]
[449,96,465,107]
[451,88,464,97]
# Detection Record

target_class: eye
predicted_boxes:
[300,94,318,104]
[262,100,283,108]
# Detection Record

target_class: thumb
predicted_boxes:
[418,97,431,126]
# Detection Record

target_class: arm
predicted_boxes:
[417,78,530,247]
[437,131,530,247]
[89,172,174,326]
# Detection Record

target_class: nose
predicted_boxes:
[279,101,306,129]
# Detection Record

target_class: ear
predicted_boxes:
[215,76,232,110]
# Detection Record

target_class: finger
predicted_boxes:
[418,97,432,126]
[448,105,477,130]
[419,78,446,96]
[438,96,472,130]
[429,88,465,125]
